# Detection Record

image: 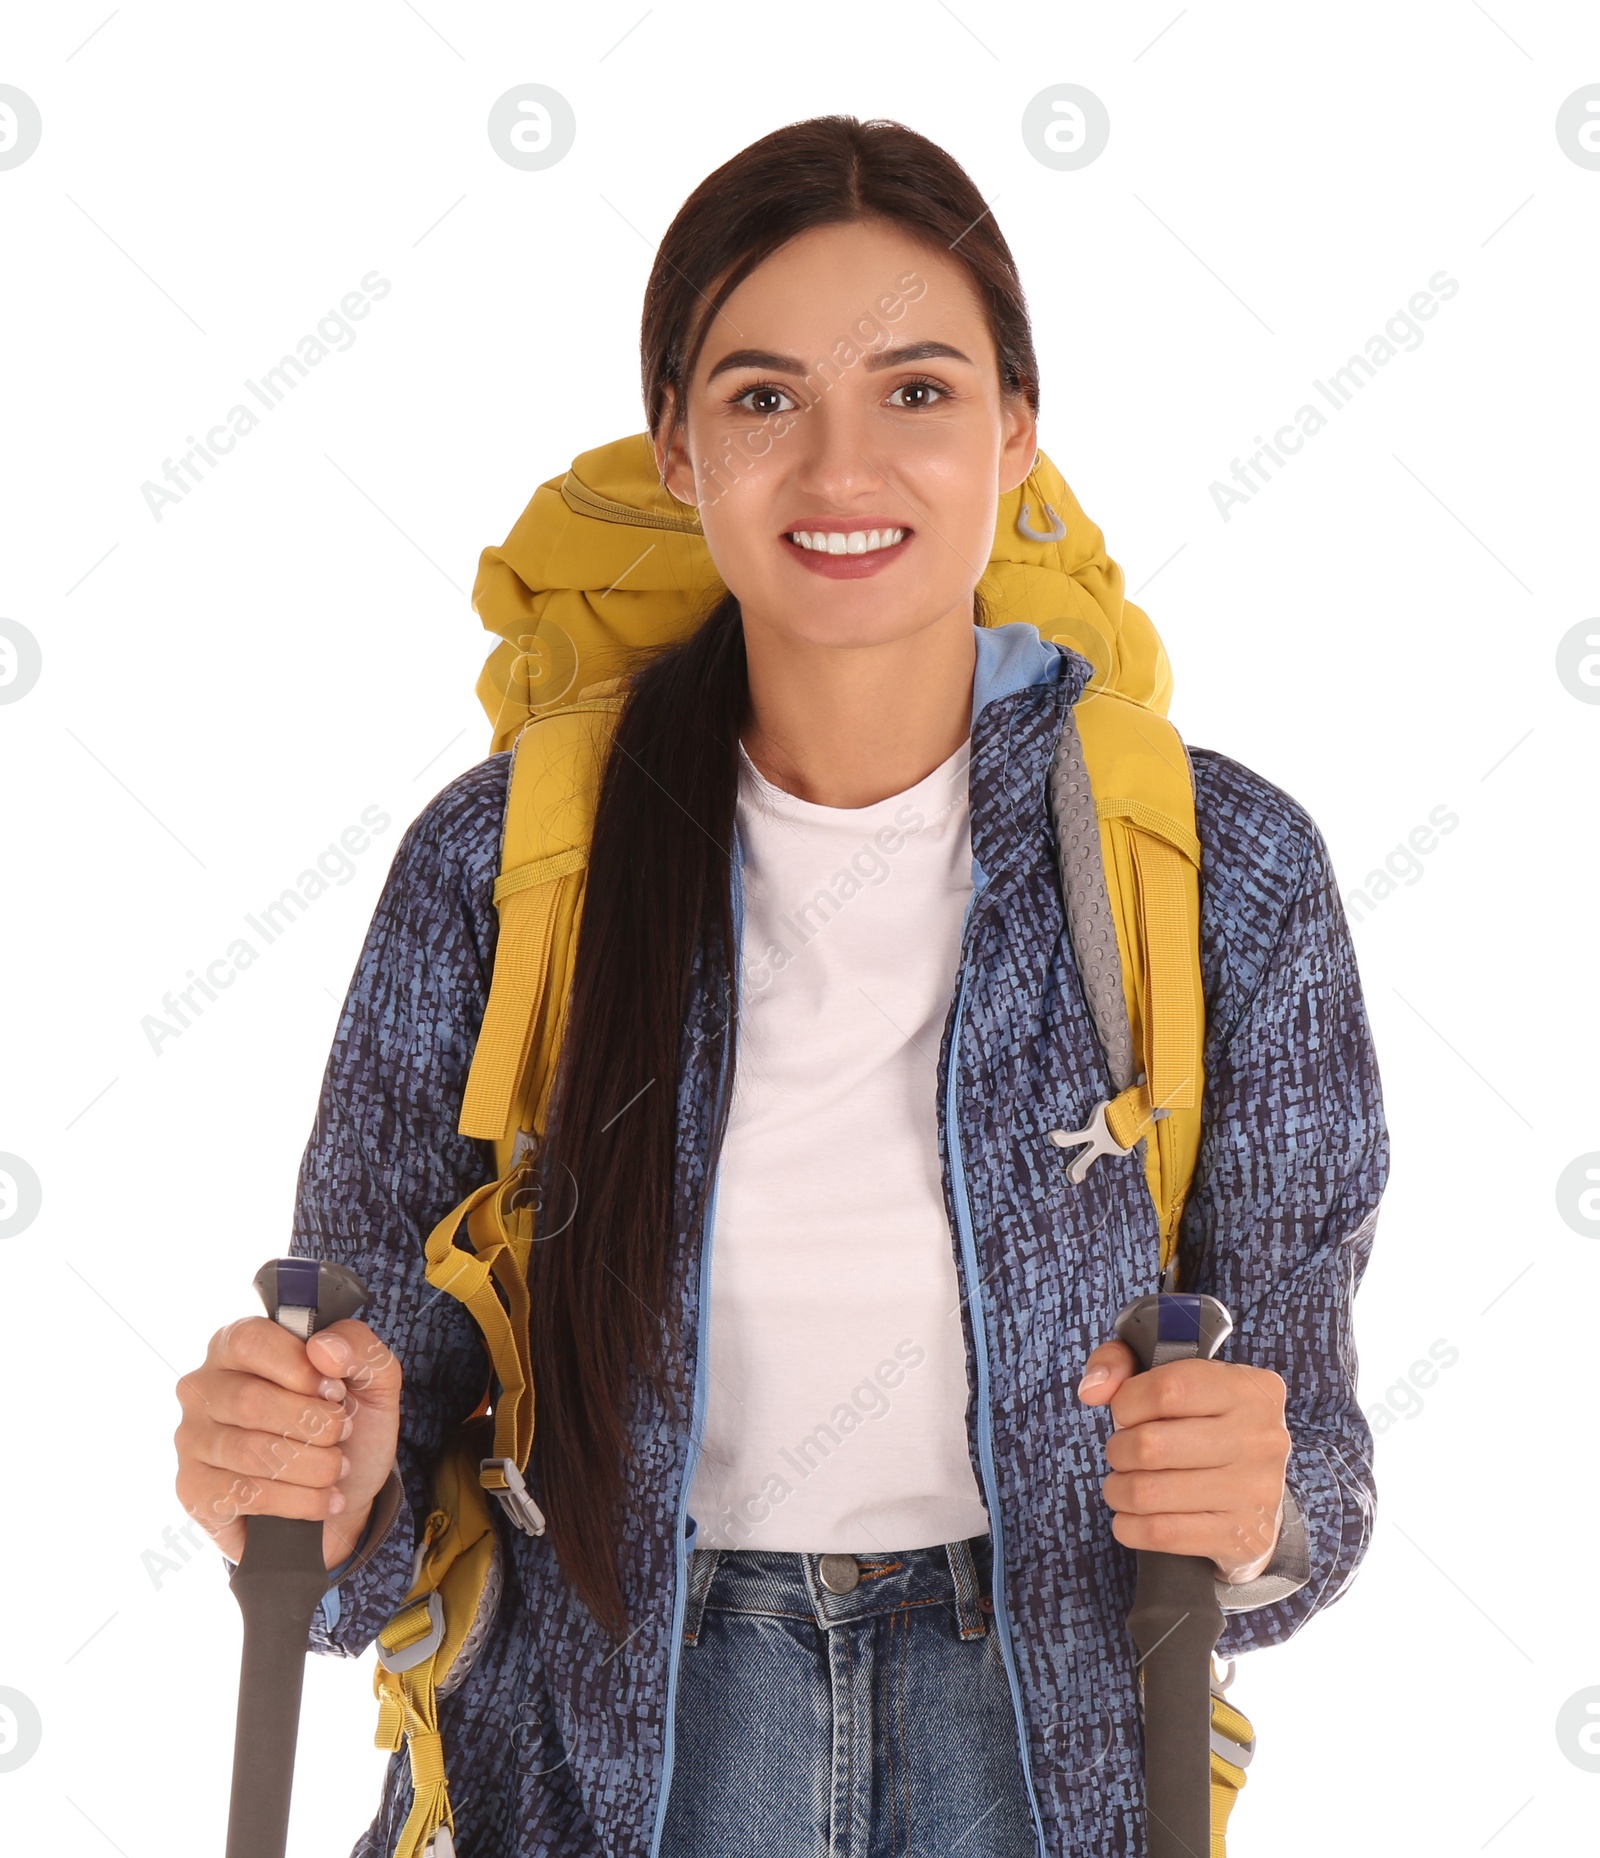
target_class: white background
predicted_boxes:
[2,2,1597,1852]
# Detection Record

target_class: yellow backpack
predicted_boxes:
[368,434,1251,1858]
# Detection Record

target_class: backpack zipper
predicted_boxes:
[560,467,705,535]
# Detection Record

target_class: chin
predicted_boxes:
[751,596,969,654]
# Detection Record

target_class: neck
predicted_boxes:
[738,601,977,808]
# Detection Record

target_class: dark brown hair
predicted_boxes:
[528,114,1042,1639]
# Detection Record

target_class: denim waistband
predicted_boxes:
[681,1532,994,1646]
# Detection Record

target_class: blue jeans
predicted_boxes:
[658,1532,1039,1858]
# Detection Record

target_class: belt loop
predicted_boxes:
[681,1547,721,1646]
[945,1535,988,1639]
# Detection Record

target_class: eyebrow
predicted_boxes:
[704,339,974,382]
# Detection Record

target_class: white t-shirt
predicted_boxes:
[685,735,992,1553]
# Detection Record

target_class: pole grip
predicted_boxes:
[1112,1291,1233,1858]
[224,1259,369,1858]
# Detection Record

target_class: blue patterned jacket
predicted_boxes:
[292,623,1389,1856]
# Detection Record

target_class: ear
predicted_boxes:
[654,388,699,507]
[997,392,1040,498]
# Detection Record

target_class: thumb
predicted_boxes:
[1075,1336,1138,1406]
[306,1318,402,1409]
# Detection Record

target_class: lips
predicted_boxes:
[780,522,914,581]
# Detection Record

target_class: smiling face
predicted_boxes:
[655,217,1037,655]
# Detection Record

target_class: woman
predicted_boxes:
[175,115,1389,1856]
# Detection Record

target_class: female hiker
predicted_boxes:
[174,113,1388,1856]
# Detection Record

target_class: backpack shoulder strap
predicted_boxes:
[456,685,625,1165]
[1048,684,1205,1286]
[413,684,624,1541]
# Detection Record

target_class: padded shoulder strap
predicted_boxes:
[1053,685,1205,1281]
[457,686,624,1159]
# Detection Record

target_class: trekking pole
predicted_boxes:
[1111,1291,1234,1858]
[224,1258,371,1858]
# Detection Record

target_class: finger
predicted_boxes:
[1110,1502,1283,1570]
[1102,1415,1240,1475]
[1106,1357,1243,1429]
[306,1319,404,1404]
[1101,1463,1282,1519]
[192,1367,348,1446]
[208,1315,328,1398]
[1075,1337,1138,1405]
[174,1364,225,1421]
[177,1463,344,1533]
[189,1417,347,1491]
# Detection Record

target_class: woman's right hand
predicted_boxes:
[173,1315,404,1570]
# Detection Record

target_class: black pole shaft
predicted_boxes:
[1126,1548,1223,1858]
[1111,1291,1235,1858]
[225,1516,334,1858]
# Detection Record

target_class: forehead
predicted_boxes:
[691,219,992,379]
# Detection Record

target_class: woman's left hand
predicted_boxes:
[1076,1338,1292,1584]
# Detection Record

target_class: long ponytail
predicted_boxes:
[529,599,745,1639]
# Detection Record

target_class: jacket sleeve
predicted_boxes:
[1175,779,1390,1656]
[221,753,514,1658]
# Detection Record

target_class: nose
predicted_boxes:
[786,394,898,515]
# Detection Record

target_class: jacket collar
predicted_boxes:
[971,617,1069,721]
[969,622,1093,890]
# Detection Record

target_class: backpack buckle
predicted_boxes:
[375,1591,445,1674]
[1047,1100,1133,1184]
[1210,1657,1255,1769]
[481,1456,547,1536]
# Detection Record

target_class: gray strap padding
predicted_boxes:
[1047,708,1138,1095]
[437,1525,505,1697]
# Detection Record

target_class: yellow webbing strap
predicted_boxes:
[1209,1692,1254,1855]
[423,1164,535,1488]
[371,1428,500,1858]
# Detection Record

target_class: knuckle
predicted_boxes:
[297,1401,334,1442]
[1145,1512,1180,1553]
[248,1433,302,1483]
[1127,1427,1161,1470]
[211,1317,255,1363]
[1129,1472,1161,1511]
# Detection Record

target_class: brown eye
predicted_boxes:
[886,378,948,410]
[731,384,797,416]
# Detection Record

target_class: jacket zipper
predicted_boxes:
[646,834,744,1858]
[648,806,1052,1856]
[944,897,1052,1858]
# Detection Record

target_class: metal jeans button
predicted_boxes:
[818,1553,860,1594]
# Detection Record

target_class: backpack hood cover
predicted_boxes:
[471,430,1172,754]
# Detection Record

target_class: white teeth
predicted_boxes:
[788,527,905,554]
